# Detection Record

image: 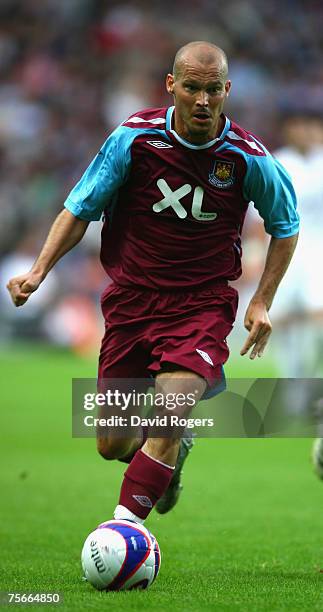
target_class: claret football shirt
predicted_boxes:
[64,106,299,290]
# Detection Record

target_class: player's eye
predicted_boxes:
[208,87,223,94]
[184,84,197,92]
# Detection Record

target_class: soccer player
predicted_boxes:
[7,42,299,524]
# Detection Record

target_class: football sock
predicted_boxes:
[118,426,149,464]
[116,449,174,521]
[113,504,145,524]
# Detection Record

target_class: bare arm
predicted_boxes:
[7,209,89,307]
[240,233,298,359]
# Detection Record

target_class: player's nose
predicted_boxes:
[196,91,209,107]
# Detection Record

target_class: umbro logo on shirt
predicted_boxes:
[146,141,173,149]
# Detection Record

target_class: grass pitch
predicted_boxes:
[1,345,323,611]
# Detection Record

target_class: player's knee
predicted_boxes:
[96,437,115,460]
[96,436,130,461]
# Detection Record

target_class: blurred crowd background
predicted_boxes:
[1,0,323,377]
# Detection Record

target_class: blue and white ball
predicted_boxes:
[81,520,161,591]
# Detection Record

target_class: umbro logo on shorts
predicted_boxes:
[196,349,214,366]
[146,141,173,149]
[132,495,153,508]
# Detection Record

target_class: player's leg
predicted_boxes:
[96,329,151,462]
[114,370,207,523]
[150,284,237,514]
[96,284,156,462]
[155,368,225,514]
[143,370,206,461]
[96,373,150,462]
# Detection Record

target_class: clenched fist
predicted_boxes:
[6,272,43,307]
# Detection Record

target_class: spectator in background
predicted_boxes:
[269,111,323,476]
[237,110,323,379]
[270,111,323,379]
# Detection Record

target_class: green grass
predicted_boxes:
[0,345,323,611]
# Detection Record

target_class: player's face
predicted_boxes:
[166,63,231,145]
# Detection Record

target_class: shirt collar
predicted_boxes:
[165,105,230,150]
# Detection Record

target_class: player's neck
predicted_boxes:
[172,112,225,145]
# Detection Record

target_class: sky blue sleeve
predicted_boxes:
[64,126,132,221]
[243,153,299,238]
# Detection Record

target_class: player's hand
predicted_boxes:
[6,272,42,307]
[240,300,272,359]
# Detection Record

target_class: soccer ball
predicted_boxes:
[81,519,161,591]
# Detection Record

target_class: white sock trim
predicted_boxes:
[113,504,145,524]
[141,449,175,470]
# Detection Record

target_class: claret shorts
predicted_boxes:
[98,282,238,397]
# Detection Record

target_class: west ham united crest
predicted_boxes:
[209,160,235,188]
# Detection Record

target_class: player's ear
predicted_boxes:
[166,74,175,95]
[225,80,231,97]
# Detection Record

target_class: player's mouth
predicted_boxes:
[192,112,211,123]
